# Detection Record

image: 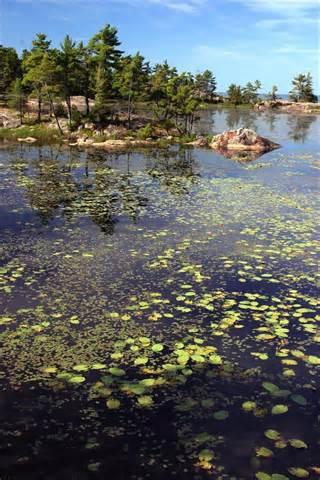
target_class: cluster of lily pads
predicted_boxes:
[0,145,319,479]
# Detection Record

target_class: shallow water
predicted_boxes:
[0,109,319,480]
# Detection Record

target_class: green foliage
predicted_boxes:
[227,80,262,105]
[0,45,21,97]
[22,33,53,122]
[194,70,217,101]
[289,73,317,103]
[7,79,26,124]
[136,123,154,140]
[267,85,278,101]
[242,80,262,104]
[88,24,123,103]
[2,23,318,139]
[227,83,243,105]
[0,124,61,143]
[113,53,150,128]
[150,64,200,135]
[58,35,83,123]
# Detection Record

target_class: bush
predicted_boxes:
[136,123,154,140]
[70,107,83,131]
[157,119,175,133]
[89,104,112,125]
[54,103,67,117]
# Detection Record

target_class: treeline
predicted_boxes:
[0,24,318,134]
[227,75,317,106]
[0,25,218,134]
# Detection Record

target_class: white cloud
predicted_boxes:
[16,0,207,13]
[256,17,319,28]
[148,0,206,13]
[192,44,246,60]
[274,46,318,54]
[231,0,319,14]
[232,0,319,14]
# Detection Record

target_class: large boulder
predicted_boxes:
[0,109,21,129]
[210,128,280,153]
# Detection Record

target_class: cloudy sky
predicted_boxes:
[1,0,319,93]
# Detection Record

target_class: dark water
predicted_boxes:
[0,109,319,480]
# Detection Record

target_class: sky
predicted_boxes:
[1,0,319,93]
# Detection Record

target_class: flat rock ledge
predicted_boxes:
[210,128,280,153]
[17,137,37,143]
[69,138,157,149]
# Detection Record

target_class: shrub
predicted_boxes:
[136,123,154,140]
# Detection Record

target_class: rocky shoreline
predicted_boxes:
[255,99,320,114]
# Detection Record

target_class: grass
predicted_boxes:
[0,124,63,144]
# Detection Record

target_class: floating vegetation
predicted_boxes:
[0,123,319,480]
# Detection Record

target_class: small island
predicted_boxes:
[0,27,319,152]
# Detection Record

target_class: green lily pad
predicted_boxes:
[264,429,281,441]
[271,404,288,415]
[109,367,126,377]
[198,449,214,462]
[291,394,307,406]
[106,398,120,410]
[256,447,274,458]
[242,401,256,412]
[137,395,153,407]
[213,410,229,420]
[287,467,309,478]
[289,439,308,449]
[68,375,86,384]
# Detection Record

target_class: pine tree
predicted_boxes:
[8,79,26,124]
[113,53,149,128]
[267,85,278,101]
[227,84,243,105]
[0,46,21,101]
[22,33,52,122]
[194,70,217,101]
[289,73,317,102]
[242,80,261,104]
[88,24,123,105]
[149,61,178,122]
[58,35,82,125]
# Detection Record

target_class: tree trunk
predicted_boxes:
[19,96,23,126]
[47,91,63,136]
[127,96,132,130]
[85,94,90,116]
[66,96,72,128]
[37,93,42,123]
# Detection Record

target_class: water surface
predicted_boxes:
[0,109,319,479]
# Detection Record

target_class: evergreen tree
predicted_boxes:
[78,42,93,115]
[58,35,82,125]
[166,73,200,135]
[113,53,150,128]
[8,79,26,124]
[242,80,262,104]
[194,70,217,101]
[38,53,64,134]
[88,24,123,104]
[149,61,178,122]
[289,73,317,102]
[0,46,21,100]
[22,33,52,122]
[267,85,278,101]
[227,84,243,105]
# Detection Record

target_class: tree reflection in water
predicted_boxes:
[287,115,317,143]
[9,146,199,233]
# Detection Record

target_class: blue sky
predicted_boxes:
[1,0,319,93]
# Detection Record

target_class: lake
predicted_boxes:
[0,108,319,480]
